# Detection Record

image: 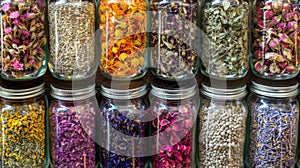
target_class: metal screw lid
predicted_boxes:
[201,83,247,100]
[0,83,45,99]
[51,84,96,101]
[250,81,298,98]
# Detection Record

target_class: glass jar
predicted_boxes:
[49,84,97,167]
[199,84,247,168]
[48,0,97,80]
[0,0,47,80]
[150,0,200,81]
[99,81,149,167]
[247,81,299,167]
[251,0,300,80]
[99,0,148,80]
[150,80,199,168]
[0,81,48,167]
[200,0,250,79]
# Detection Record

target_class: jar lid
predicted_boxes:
[151,79,197,100]
[0,82,45,99]
[201,83,247,100]
[101,80,147,100]
[250,81,298,98]
[51,84,96,101]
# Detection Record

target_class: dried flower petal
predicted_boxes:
[12,60,23,70]
[1,3,10,12]
[9,11,19,19]
[3,27,12,35]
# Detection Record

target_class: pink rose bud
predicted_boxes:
[282,48,293,60]
[281,42,290,48]
[254,50,262,59]
[265,10,274,19]
[272,0,283,12]
[276,22,287,32]
[278,33,293,44]
[267,28,277,36]
[256,20,264,29]
[254,61,263,72]
[283,3,292,12]
[269,39,280,51]
[284,13,294,21]
[287,21,297,31]
[285,64,295,73]
[269,62,280,74]
[293,12,299,21]
[263,3,273,10]
[272,15,281,24]
[279,62,288,69]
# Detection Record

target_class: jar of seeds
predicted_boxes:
[150,0,200,81]
[99,80,150,167]
[150,79,199,168]
[0,0,47,80]
[247,81,299,168]
[49,83,97,167]
[99,0,148,80]
[200,0,250,79]
[199,84,247,168]
[251,0,300,80]
[48,0,96,80]
[0,80,49,167]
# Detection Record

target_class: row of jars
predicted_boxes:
[0,78,299,167]
[0,0,299,81]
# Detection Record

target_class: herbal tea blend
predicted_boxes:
[99,0,147,80]
[0,0,47,80]
[150,0,199,80]
[200,0,249,79]
[48,0,96,80]
[251,0,300,79]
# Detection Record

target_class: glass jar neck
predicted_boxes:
[201,84,247,100]
[50,84,96,101]
[151,84,197,100]
[250,81,298,98]
[0,83,45,100]
[101,85,147,100]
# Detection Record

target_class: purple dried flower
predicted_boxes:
[284,13,294,21]
[287,21,297,31]
[282,3,292,13]
[254,61,263,72]
[271,15,281,24]
[254,50,262,59]
[278,33,293,44]
[21,30,30,38]
[285,64,295,73]
[265,10,274,19]
[276,22,287,32]
[20,13,29,22]
[12,39,21,45]
[267,28,277,37]
[36,0,45,8]
[29,59,35,64]
[12,19,19,26]
[1,3,10,12]
[36,46,43,54]
[279,62,288,69]
[9,11,19,19]
[23,40,30,46]
[12,60,23,70]
[3,27,12,35]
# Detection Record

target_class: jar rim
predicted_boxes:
[151,84,197,100]
[201,83,247,100]
[0,83,45,99]
[250,81,298,98]
[50,84,96,101]
[101,84,147,100]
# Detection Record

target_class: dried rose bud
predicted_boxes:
[293,12,299,21]
[282,48,293,60]
[254,61,263,72]
[282,3,292,14]
[278,33,293,44]
[285,13,294,21]
[254,50,262,59]
[265,52,278,61]
[272,0,283,13]
[281,42,290,48]
[279,62,288,69]
[276,55,286,62]
[268,39,280,51]
[285,64,295,73]
[287,21,297,31]
[263,3,273,11]
[269,62,280,74]
[276,22,287,32]
[271,15,281,25]
[267,28,277,36]
[256,20,264,29]
[265,10,274,19]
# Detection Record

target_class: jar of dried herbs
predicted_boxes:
[0,80,49,167]
[99,0,148,80]
[150,0,200,81]
[48,0,97,80]
[251,0,300,80]
[49,83,97,168]
[0,0,47,80]
[99,80,149,167]
[200,0,250,79]
[199,84,247,168]
[247,81,299,168]
[150,79,199,168]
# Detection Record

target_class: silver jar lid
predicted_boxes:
[101,84,147,100]
[250,81,298,98]
[0,83,45,99]
[51,84,96,101]
[201,83,247,100]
